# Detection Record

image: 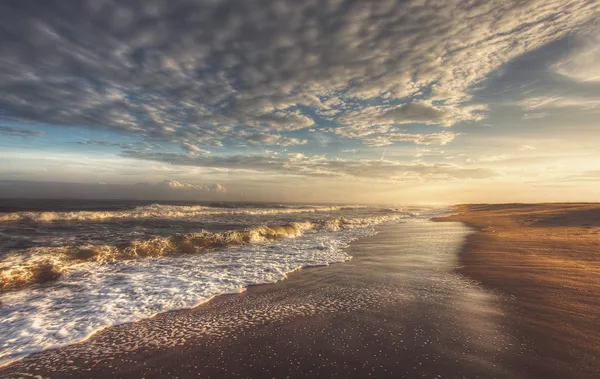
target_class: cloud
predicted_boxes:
[233,131,307,147]
[180,142,211,155]
[363,131,457,147]
[552,32,600,83]
[76,139,135,149]
[522,112,549,120]
[121,150,497,182]
[0,0,596,150]
[211,184,228,193]
[477,155,513,162]
[519,96,600,111]
[563,170,600,182]
[244,111,315,132]
[519,145,537,151]
[0,125,44,137]
[338,101,487,132]
[159,180,227,192]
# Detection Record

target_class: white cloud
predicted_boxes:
[522,112,549,120]
[363,132,457,147]
[519,145,537,151]
[211,184,227,193]
[232,131,308,147]
[244,111,315,132]
[478,155,513,162]
[552,32,600,82]
[338,101,486,132]
[159,180,227,192]
[181,143,210,155]
[122,150,497,183]
[519,96,600,111]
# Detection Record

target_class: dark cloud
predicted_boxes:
[0,125,44,137]
[0,0,597,150]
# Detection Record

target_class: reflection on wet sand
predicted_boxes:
[442,203,600,378]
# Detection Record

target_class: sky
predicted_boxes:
[0,0,599,204]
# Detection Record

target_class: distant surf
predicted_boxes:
[1,215,402,291]
[0,203,367,222]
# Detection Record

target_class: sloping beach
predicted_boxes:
[439,203,600,378]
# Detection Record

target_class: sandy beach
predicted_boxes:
[1,205,598,378]
[439,203,600,378]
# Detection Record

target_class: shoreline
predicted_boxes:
[0,221,373,368]
[0,213,387,366]
[2,205,598,378]
[436,203,600,378]
[0,247,346,367]
[1,220,519,378]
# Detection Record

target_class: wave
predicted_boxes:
[0,214,401,291]
[0,204,366,223]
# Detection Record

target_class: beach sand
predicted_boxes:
[439,203,600,378]
[1,206,599,378]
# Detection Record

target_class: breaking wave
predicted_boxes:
[0,204,365,223]
[0,207,417,366]
[0,215,401,291]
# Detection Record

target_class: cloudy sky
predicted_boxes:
[1,0,599,203]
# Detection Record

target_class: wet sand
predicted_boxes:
[1,220,523,378]
[1,209,598,378]
[439,203,600,378]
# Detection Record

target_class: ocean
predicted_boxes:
[0,199,445,365]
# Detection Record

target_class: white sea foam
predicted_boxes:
[0,215,405,291]
[0,212,407,366]
[0,205,452,366]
